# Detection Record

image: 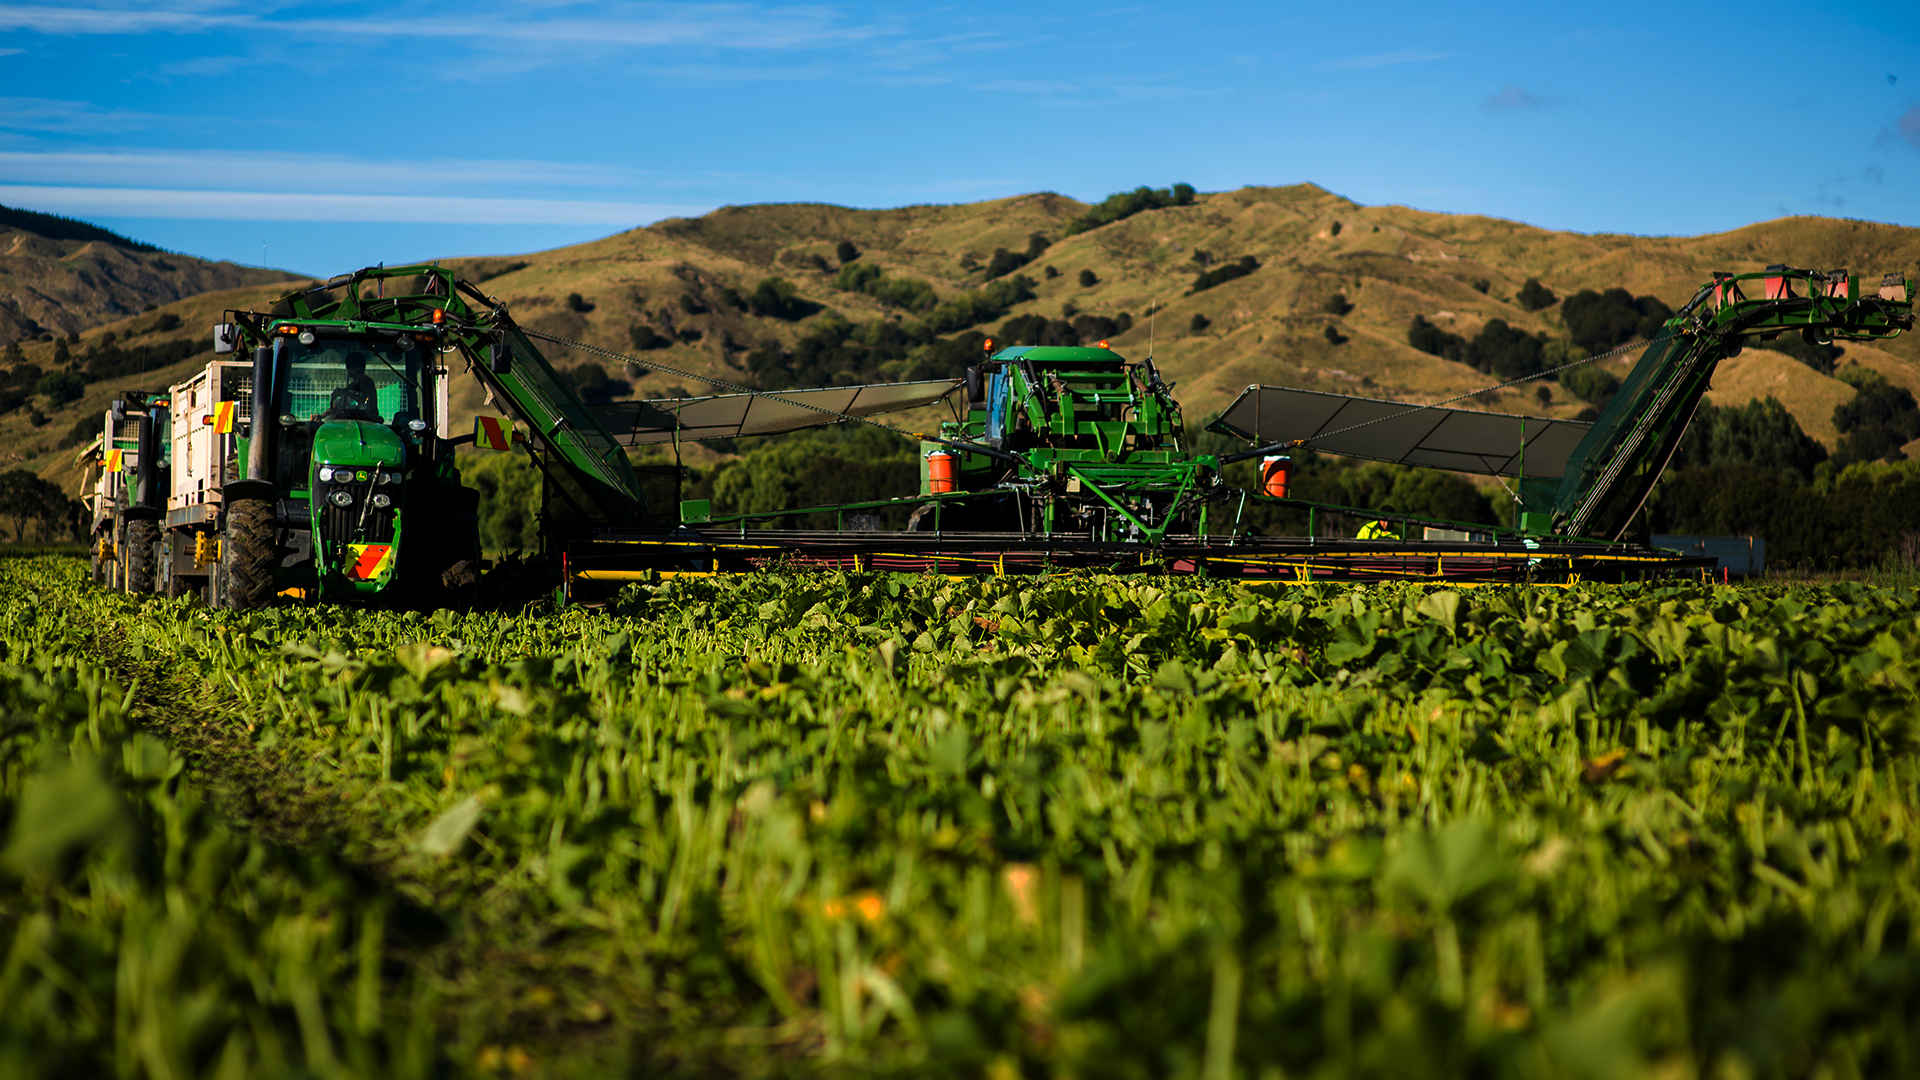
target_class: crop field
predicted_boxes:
[2,558,1919,1079]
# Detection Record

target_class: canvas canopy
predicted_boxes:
[590,379,962,445]
[1209,385,1593,479]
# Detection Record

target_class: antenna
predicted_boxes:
[1148,299,1156,360]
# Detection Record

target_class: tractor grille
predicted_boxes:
[317,487,397,545]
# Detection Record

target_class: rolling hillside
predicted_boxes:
[0,205,299,344]
[4,184,1917,495]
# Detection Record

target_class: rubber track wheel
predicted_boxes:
[223,499,279,610]
[124,519,158,595]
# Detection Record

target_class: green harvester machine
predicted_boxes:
[82,263,1915,608]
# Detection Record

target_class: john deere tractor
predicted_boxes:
[195,265,645,609]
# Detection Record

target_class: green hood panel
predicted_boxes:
[312,420,405,467]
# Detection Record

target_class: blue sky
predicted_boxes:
[2,1,1916,276]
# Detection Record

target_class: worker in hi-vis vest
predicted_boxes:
[1356,507,1400,540]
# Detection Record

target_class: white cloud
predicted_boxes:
[0,147,647,192]
[0,96,195,133]
[1323,49,1450,71]
[0,2,893,50]
[0,184,708,224]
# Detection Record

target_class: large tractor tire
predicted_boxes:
[427,488,483,610]
[218,499,278,610]
[124,519,159,595]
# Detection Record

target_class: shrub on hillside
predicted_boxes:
[1559,363,1619,407]
[1323,293,1353,316]
[628,324,670,351]
[1516,278,1556,311]
[836,240,860,265]
[1407,315,1468,363]
[1468,319,1545,380]
[82,337,202,383]
[833,263,937,312]
[1078,269,1098,288]
[563,362,632,405]
[34,371,85,406]
[1561,288,1672,353]
[982,235,1051,281]
[566,293,595,313]
[1062,183,1196,236]
[746,278,821,322]
[920,275,1035,335]
[1189,314,1210,334]
[1188,256,1259,296]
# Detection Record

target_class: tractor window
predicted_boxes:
[277,339,425,427]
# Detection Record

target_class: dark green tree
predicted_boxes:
[1407,316,1467,363]
[1676,397,1828,482]
[1516,278,1557,311]
[1561,288,1673,353]
[746,278,821,321]
[1062,184,1195,236]
[34,371,85,406]
[1188,256,1259,295]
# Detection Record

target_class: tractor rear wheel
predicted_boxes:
[219,499,278,610]
[124,519,158,594]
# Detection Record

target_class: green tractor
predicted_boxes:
[203,265,646,609]
[912,344,1226,538]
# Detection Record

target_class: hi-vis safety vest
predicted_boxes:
[1356,520,1399,540]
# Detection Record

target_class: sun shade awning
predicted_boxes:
[588,378,962,445]
[1209,385,1593,479]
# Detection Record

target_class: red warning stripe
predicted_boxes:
[475,415,511,451]
[348,544,391,581]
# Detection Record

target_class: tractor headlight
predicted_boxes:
[298,330,316,346]
[318,466,335,483]
[371,493,392,508]
[376,469,401,485]
[327,489,353,507]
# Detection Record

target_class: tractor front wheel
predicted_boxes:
[124,519,158,595]
[217,499,278,610]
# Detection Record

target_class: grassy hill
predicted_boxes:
[429,184,1920,450]
[0,205,299,344]
[5,185,1918,496]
